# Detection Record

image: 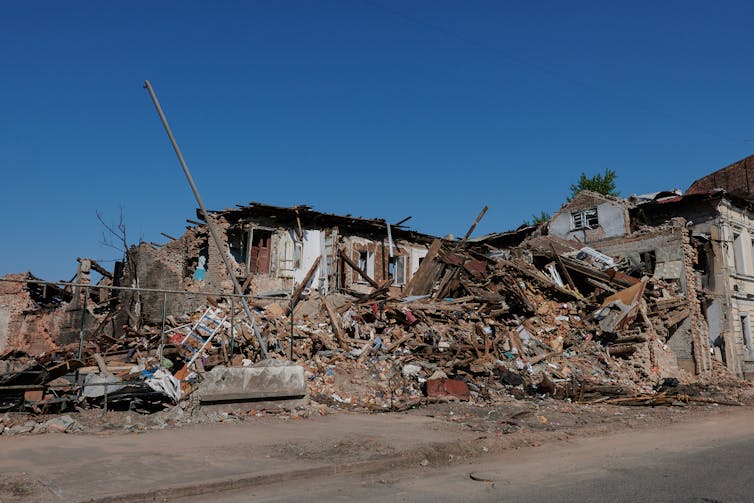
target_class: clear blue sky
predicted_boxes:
[3,1,754,281]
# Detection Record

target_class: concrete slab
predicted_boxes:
[198,362,306,403]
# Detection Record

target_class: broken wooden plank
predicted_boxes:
[585,277,617,294]
[338,249,379,288]
[321,294,347,348]
[385,329,413,352]
[240,274,254,294]
[559,255,636,288]
[458,205,489,246]
[404,239,444,296]
[92,353,112,377]
[496,259,581,300]
[607,343,639,357]
[288,256,322,312]
[551,244,579,295]
[87,259,113,279]
[664,308,690,328]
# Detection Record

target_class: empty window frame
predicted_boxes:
[389,256,406,286]
[356,250,375,281]
[571,208,598,231]
[741,314,752,350]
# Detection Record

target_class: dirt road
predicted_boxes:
[179,406,754,502]
[0,401,751,502]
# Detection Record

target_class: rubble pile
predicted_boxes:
[0,236,740,416]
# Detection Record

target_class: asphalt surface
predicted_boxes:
[183,418,754,502]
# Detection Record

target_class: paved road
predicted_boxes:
[185,413,754,503]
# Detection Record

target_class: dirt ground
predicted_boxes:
[183,403,754,503]
[1,386,753,503]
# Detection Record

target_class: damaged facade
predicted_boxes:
[536,190,711,376]
[123,203,435,323]
[548,190,631,244]
[535,153,754,379]
[0,258,115,356]
[631,190,754,379]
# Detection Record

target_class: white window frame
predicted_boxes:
[389,256,406,286]
[571,208,598,231]
[356,250,375,283]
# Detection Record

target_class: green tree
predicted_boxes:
[568,169,619,201]
[523,210,551,227]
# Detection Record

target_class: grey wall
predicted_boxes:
[549,202,628,242]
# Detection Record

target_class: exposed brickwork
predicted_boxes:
[595,219,711,376]
[562,190,623,212]
[681,225,712,374]
[0,274,92,354]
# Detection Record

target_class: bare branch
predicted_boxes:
[96,207,129,255]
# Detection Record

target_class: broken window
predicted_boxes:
[294,241,302,269]
[742,315,752,350]
[249,230,272,274]
[356,250,375,281]
[227,228,249,265]
[389,256,406,286]
[571,208,598,231]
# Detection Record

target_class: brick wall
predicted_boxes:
[687,153,754,195]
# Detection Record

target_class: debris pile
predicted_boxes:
[0,235,739,416]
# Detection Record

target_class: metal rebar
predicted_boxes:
[143,80,268,358]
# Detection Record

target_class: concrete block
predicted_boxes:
[198,361,306,403]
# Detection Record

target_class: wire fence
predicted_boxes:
[0,276,287,412]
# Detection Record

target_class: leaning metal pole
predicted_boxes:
[143,80,268,359]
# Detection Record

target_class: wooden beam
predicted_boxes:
[385,330,413,352]
[92,353,112,377]
[338,249,379,288]
[87,259,113,279]
[288,256,321,311]
[404,238,444,296]
[551,244,579,294]
[460,205,489,244]
[240,274,253,294]
[321,293,347,348]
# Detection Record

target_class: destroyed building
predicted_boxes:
[123,202,437,323]
[509,189,708,377]
[536,154,754,380]
[548,190,632,244]
[630,190,754,379]
[0,258,115,356]
[5,172,754,416]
